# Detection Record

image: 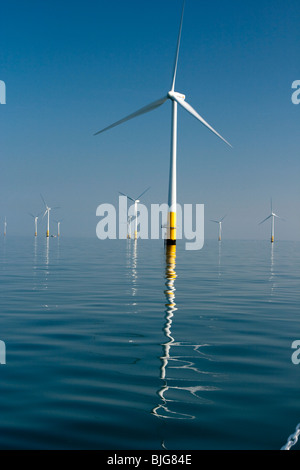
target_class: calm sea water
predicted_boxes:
[0,236,299,450]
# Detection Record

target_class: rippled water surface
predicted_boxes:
[0,237,299,450]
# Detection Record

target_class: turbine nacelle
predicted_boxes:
[168,91,186,101]
[43,207,51,217]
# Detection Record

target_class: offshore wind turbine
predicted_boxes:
[54,220,63,237]
[29,212,41,237]
[259,199,282,243]
[94,0,231,246]
[211,215,227,242]
[119,187,150,240]
[41,195,59,238]
[4,217,7,237]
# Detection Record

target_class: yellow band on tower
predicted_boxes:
[271,236,274,243]
[169,211,176,241]
[46,230,49,238]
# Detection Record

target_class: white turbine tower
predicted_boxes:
[29,212,41,237]
[127,215,134,239]
[41,195,59,238]
[94,0,231,246]
[119,188,150,240]
[4,217,7,237]
[54,220,63,237]
[259,199,282,243]
[211,215,227,242]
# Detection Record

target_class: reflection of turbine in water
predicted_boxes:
[161,245,177,380]
[40,238,51,297]
[125,239,139,303]
[32,237,39,292]
[132,240,138,298]
[45,238,50,267]
[125,239,139,310]
[218,242,222,278]
[269,243,276,298]
[34,237,38,266]
[152,245,217,420]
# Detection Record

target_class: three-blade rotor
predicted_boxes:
[93,1,231,149]
[119,187,150,203]
[259,200,283,225]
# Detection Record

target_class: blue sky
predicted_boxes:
[0,0,299,240]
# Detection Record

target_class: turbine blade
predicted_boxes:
[42,210,48,219]
[210,220,220,224]
[52,207,60,210]
[259,215,272,225]
[40,194,47,208]
[94,96,168,136]
[271,198,273,213]
[171,0,186,92]
[119,191,136,203]
[28,212,35,218]
[221,214,227,222]
[173,96,232,147]
[136,186,151,200]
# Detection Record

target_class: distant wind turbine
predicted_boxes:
[211,215,227,242]
[259,199,282,243]
[4,217,7,237]
[94,0,231,246]
[54,220,63,237]
[41,195,59,238]
[119,188,150,240]
[29,212,41,237]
